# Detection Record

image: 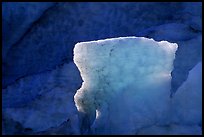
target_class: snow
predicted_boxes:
[74,37,178,134]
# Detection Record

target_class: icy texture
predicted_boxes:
[137,62,202,135]
[136,2,201,95]
[172,62,202,125]
[2,2,202,135]
[74,37,177,134]
[137,23,198,42]
[2,2,56,88]
[181,2,202,31]
[2,2,55,60]
[2,62,82,134]
[171,36,202,95]
[137,124,201,135]
[4,89,80,133]
[137,23,202,94]
[3,2,193,88]
[2,62,82,108]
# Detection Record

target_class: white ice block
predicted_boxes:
[73,36,178,134]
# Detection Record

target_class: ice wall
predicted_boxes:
[73,37,178,134]
[2,62,82,134]
[3,2,194,88]
[137,22,202,95]
[137,62,202,135]
[2,2,201,135]
[2,2,55,61]
[172,62,202,126]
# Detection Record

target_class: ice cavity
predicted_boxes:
[73,36,178,134]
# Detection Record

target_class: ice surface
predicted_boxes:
[2,62,82,133]
[3,2,194,88]
[2,2,202,135]
[172,62,202,125]
[137,22,202,95]
[181,2,202,31]
[137,124,201,135]
[171,35,202,95]
[137,62,202,135]
[2,62,82,108]
[74,37,178,134]
[4,89,79,132]
[2,2,55,61]
[137,23,198,42]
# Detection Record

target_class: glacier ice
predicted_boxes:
[2,2,55,61]
[137,22,202,95]
[137,23,198,42]
[73,37,178,134]
[137,124,201,135]
[3,2,200,88]
[172,62,202,126]
[2,2,202,135]
[137,62,202,135]
[2,62,82,134]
